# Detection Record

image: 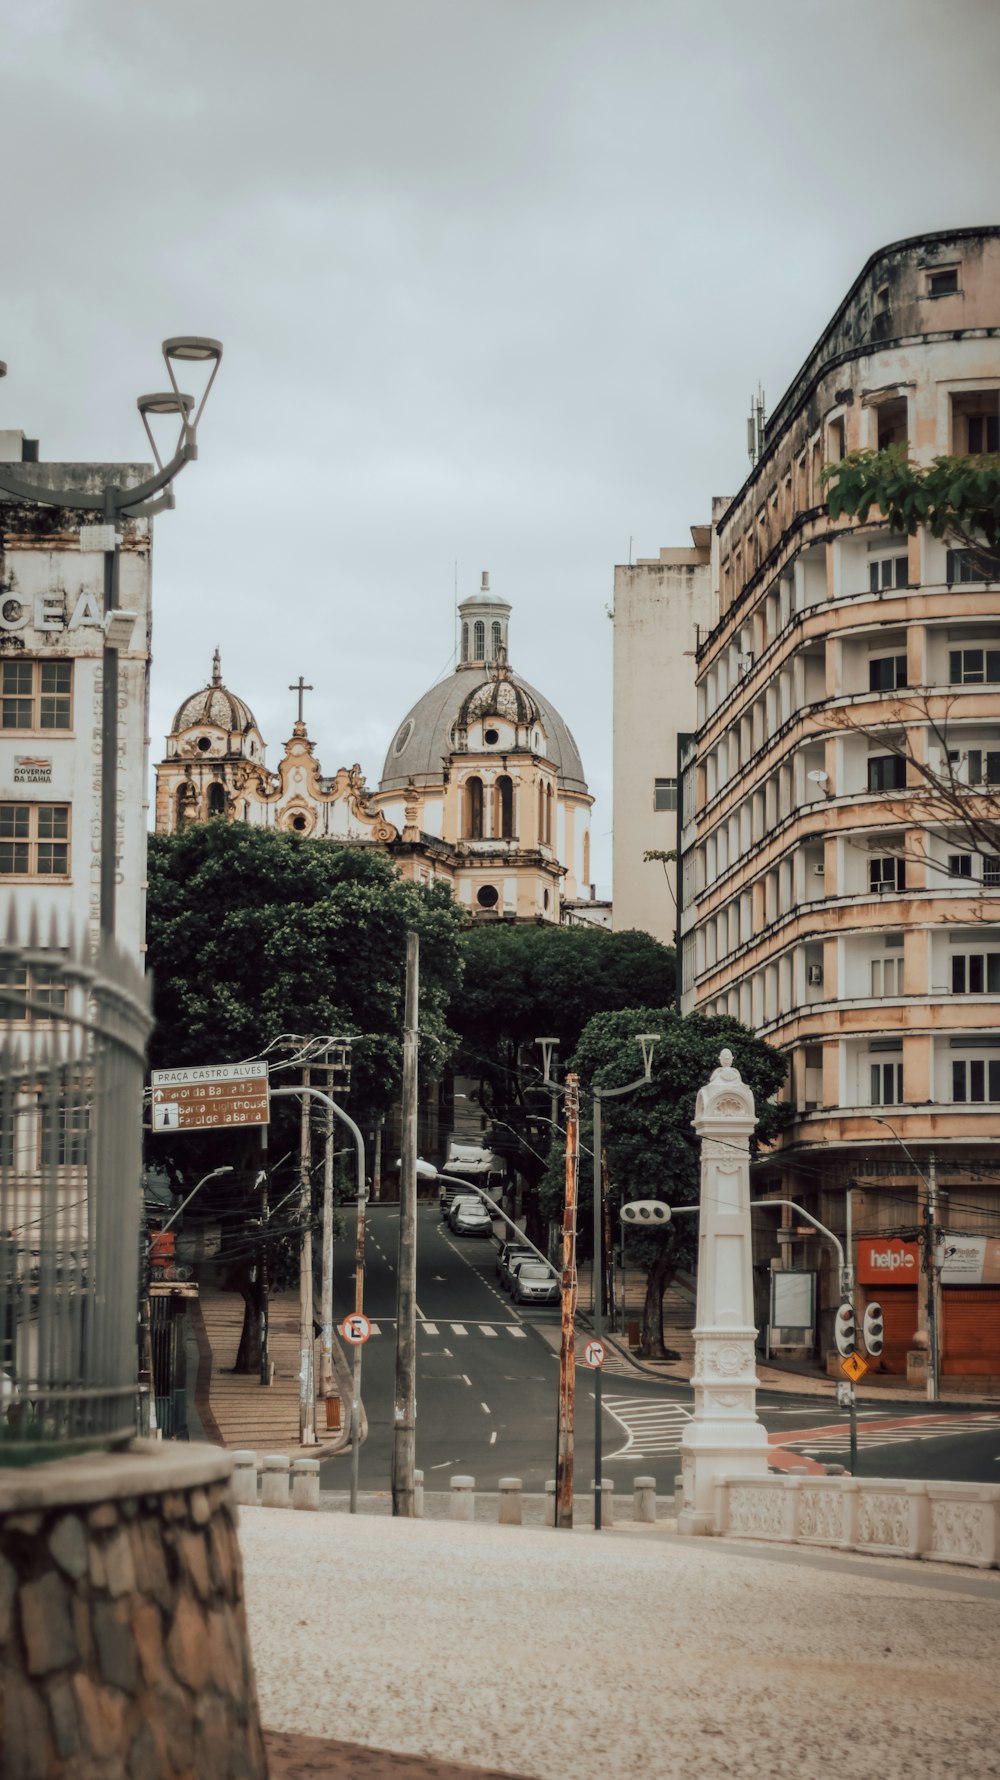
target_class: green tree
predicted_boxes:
[145,823,464,1368]
[823,444,1000,562]
[449,925,675,1240]
[539,1009,788,1357]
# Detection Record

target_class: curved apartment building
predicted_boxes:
[677,227,1000,1379]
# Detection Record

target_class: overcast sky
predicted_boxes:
[4,0,1000,886]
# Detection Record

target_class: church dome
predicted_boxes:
[379,580,587,796]
[171,650,259,736]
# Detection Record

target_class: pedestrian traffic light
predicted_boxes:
[862,1301,884,1357]
[620,1200,671,1225]
[834,1300,856,1357]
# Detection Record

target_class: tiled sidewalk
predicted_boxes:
[191,1286,352,1456]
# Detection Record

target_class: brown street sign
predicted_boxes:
[150,1062,269,1131]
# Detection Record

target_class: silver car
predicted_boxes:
[450,1199,493,1238]
[511,1260,560,1305]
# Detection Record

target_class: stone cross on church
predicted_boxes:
[289,676,313,735]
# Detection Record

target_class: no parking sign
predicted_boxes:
[340,1313,372,1345]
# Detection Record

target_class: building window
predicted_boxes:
[654,778,678,812]
[206,782,226,819]
[476,883,498,909]
[927,267,959,298]
[869,856,906,893]
[984,856,1000,887]
[870,1061,903,1105]
[950,648,1000,685]
[1,660,72,731]
[871,957,903,996]
[952,1058,1000,1103]
[964,750,1000,786]
[868,654,908,692]
[40,1097,89,1167]
[465,776,484,840]
[545,783,553,846]
[0,804,70,877]
[868,556,909,593]
[461,623,469,663]
[947,548,996,584]
[473,620,485,659]
[951,389,998,453]
[947,853,973,878]
[951,954,1000,994]
[0,960,67,1022]
[495,775,514,840]
[491,621,502,659]
[867,755,906,792]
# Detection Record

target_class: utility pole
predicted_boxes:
[350,1157,368,1514]
[298,1063,316,1445]
[259,1128,271,1386]
[844,1181,857,1474]
[372,1115,383,1204]
[320,1093,335,1400]
[592,1088,604,1529]
[556,1072,580,1530]
[393,932,419,1515]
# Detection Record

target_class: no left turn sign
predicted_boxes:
[340,1313,372,1345]
[584,1339,606,1369]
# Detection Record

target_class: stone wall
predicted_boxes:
[713,1472,1000,1568]
[0,1441,267,1779]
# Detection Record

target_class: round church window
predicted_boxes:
[291,814,308,832]
[484,727,499,745]
[476,884,499,909]
[393,719,414,756]
[197,736,212,753]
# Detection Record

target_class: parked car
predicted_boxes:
[441,1185,483,1221]
[496,1240,534,1289]
[511,1260,560,1305]
[505,1252,550,1293]
[449,1198,494,1238]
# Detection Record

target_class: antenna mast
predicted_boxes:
[746,386,767,467]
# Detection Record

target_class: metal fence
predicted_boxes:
[0,913,151,1463]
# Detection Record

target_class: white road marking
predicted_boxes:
[481,1402,491,1414]
[462,1374,471,1386]
[490,1431,497,1445]
[451,1323,467,1335]
[602,1396,693,1460]
[479,1326,497,1338]
[423,1322,439,1335]
[369,1322,381,1335]
[443,1348,452,1357]
[430,1459,456,1470]
[509,1329,527,1340]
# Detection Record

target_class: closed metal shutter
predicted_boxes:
[942,1288,1000,1375]
[877,1289,920,1374]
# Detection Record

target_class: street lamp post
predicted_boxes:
[0,339,222,938]
[874,1116,941,1401]
[590,1035,660,1530]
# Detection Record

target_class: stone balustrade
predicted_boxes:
[713,1473,1000,1568]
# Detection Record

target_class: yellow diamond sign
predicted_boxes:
[840,1350,869,1383]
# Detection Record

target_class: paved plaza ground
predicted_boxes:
[239,1503,1000,1780]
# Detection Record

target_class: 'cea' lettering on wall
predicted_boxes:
[0,592,104,634]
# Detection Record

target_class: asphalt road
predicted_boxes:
[319,1202,1000,1492]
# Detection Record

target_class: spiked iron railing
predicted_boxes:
[0,908,151,1463]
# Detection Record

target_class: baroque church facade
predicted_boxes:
[154,575,594,922]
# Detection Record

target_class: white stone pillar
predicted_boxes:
[677,1049,769,1536]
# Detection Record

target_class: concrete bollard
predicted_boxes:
[231,1451,258,1508]
[591,1479,614,1526]
[498,1477,523,1526]
[414,1470,424,1519]
[261,1453,291,1509]
[450,1475,475,1521]
[544,1479,556,1527]
[633,1476,657,1524]
[291,1457,320,1511]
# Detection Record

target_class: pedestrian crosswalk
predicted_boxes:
[602,1395,692,1460]
[362,1319,529,1341]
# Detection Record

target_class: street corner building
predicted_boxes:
[154,570,597,925]
[0,428,152,960]
[613,226,1000,1385]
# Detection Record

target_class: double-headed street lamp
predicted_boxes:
[0,338,222,938]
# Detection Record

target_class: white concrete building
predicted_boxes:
[611,534,716,943]
[0,431,152,959]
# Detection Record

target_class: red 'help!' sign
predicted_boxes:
[857,1238,919,1285]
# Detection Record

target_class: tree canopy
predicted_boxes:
[538,1007,789,1354]
[823,445,1000,560]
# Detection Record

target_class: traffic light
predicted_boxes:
[620,1200,671,1226]
[862,1301,884,1357]
[834,1300,856,1357]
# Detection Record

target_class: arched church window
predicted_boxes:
[473,620,485,659]
[461,622,469,663]
[491,621,502,659]
[495,775,514,840]
[207,781,226,819]
[583,828,590,886]
[537,781,545,845]
[465,776,484,840]
[545,783,553,846]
